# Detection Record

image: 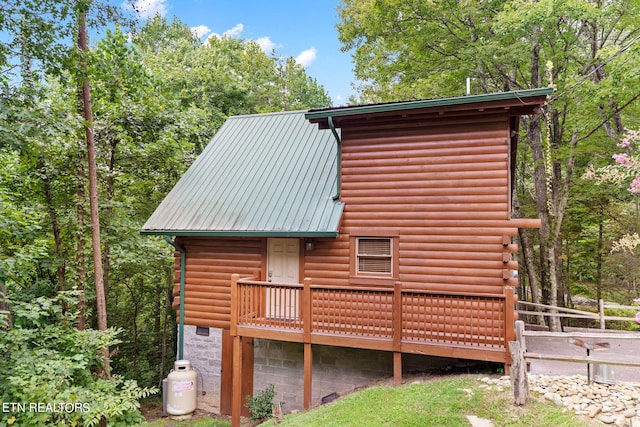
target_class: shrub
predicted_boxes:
[0,291,157,426]
[246,384,277,421]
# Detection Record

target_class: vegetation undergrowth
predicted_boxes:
[0,292,157,427]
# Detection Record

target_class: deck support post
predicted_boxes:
[503,286,516,371]
[393,352,402,385]
[304,343,313,409]
[230,274,242,427]
[231,334,243,427]
[303,278,312,409]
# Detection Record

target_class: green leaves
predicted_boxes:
[0,291,157,427]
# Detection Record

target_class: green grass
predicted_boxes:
[258,375,599,427]
[142,375,599,427]
[144,416,231,427]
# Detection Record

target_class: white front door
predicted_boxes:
[267,238,300,319]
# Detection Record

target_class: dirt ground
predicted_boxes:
[141,400,260,426]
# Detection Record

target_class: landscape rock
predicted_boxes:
[466,415,495,427]
[479,374,640,426]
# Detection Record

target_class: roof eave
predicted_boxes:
[305,87,553,123]
[140,230,340,238]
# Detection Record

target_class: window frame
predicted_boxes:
[349,228,399,286]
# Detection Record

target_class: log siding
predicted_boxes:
[173,237,264,329]
[336,110,518,295]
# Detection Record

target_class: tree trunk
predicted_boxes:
[596,214,604,302]
[526,112,559,329]
[102,137,117,299]
[76,158,87,330]
[160,269,173,380]
[78,6,109,375]
[513,188,545,325]
[38,156,66,297]
[125,280,138,372]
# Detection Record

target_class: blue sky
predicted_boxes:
[123,0,356,105]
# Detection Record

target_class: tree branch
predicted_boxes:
[575,90,640,144]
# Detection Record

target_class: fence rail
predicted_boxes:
[517,299,640,329]
[231,275,514,354]
[509,320,640,404]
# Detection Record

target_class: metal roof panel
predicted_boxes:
[142,110,343,236]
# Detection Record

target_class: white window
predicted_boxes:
[356,237,393,276]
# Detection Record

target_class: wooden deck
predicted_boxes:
[229,274,517,426]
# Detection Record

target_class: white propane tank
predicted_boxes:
[166,360,197,419]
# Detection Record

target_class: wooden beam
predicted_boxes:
[393,352,402,385]
[303,278,312,343]
[393,282,402,352]
[241,338,254,418]
[524,353,640,367]
[310,334,393,352]
[236,326,304,343]
[231,334,243,427]
[304,343,312,409]
[401,342,507,363]
[504,287,516,343]
[230,274,239,337]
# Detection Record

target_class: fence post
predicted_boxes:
[303,278,312,342]
[303,278,312,410]
[230,274,239,337]
[393,282,402,385]
[599,299,606,330]
[504,287,516,345]
[510,320,529,405]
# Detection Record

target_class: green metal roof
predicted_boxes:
[305,87,553,122]
[141,110,343,237]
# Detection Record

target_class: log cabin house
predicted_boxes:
[142,88,552,424]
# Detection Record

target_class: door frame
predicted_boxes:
[266,238,301,319]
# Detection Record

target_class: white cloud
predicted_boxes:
[123,0,168,19]
[223,23,244,38]
[256,36,276,54]
[296,47,317,68]
[209,23,244,41]
[191,25,211,39]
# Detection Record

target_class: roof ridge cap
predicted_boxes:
[228,109,309,120]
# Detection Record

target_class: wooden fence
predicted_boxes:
[517,300,640,330]
[509,319,640,405]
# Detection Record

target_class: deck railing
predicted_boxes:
[229,274,517,427]
[231,275,515,355]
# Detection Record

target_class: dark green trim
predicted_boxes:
[328,115,342,201]
[305,88,553,121]
[141,230,340,237]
